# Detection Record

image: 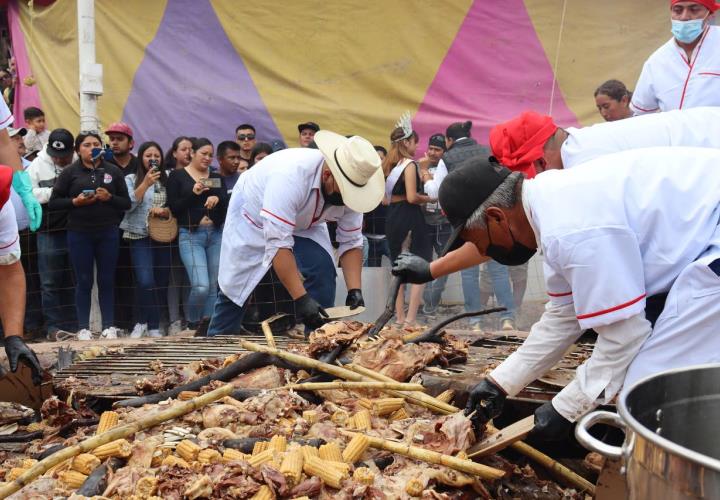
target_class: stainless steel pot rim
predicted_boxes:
[618,363,720,473]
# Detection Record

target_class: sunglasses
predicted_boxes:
[237,134,255,141]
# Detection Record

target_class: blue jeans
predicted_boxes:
[461,261,515,322]
[67,227,120,330]
[178,226,222,324]
[129,237,172,330]
[207,290,248,336]
[37,231,76,333]
[364,237,391,267]
[423,223,452,311]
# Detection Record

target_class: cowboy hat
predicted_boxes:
[314,130,384,213]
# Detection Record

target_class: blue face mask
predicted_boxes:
[671,18,706,44]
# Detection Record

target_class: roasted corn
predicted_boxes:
[135,476,158,497]
[197,448,222,464]
[58,470,88,488]
[353,467,375,485]
[371,398,405,416]
[251,485,274,500]
[303,455,345,489]
[175,439,201,462]
[161,455,191,469]
[318,442,343,463]
[269,435,287,452]
[222,448,248,463]
[300,445,319,462]
[252,440,270,455]
[93,439,132,459]
[247,449,275,468]
[406,477,424,497]
[70,454,100,475]
[436,389,455,404]
[280,449,303,485]
[6,468,27,481]
[302,410,318,424]
[389,408,409,421]
[342,434,369,463]
[95,411,119,434]
[354,409,372,431]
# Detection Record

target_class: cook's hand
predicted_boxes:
[294,293,328,333]
[528,402,573,442]
[72,193,97,207]
[149,207,170,219]
[205,195,219,209]
[193,182,209,195]
[345,289,364,310]
[95,187,112,202]
[143,169,161,185]
[391,252,433,284]
[4,336,42,385]
[465,378,507,434]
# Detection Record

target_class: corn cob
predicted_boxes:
[344,415,356,430]
[222,448,248,463]
[20,459,38,469]
[405,477,424,497]
[353,467,375,485]
[280,449,303,485]
[161,455,190,468]
[342,434,369,463]
[302,410,318,424]
[58,470,88,489]
[247,449,275,468]
[300,445,319,462]
[331,409,349,426]
[135,476,158,497]
[6,468,27,481]
[25,422,45,433]
[290,497,311,500]
[326,461,351,476]
[269,435,287,452]
[175,439,201,462]
[353,409,372,431]
[303,455,345,489]
[93,439,132,459]
[436,389,455,404]
[178,390,200,401]
[95,411,119,434]
[318,442,343,463]
[251,485,274,500]
[252,440,270,455]
[70,454,100,475]
[357,398,373,409]
[389,408,409,421]
[197,448,222,464]
[371,398,405,416]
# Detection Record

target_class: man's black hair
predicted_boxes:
[24,106,44,121]
[374,145,388,156]
[446,121,472,140]
[235,123,256,134]
[217,140,241,158]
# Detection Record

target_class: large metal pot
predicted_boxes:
[576,364,720,499]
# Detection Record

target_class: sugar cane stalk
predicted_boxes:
[340,430,504,480]
[0,380,239,499]
[276,381,425,392]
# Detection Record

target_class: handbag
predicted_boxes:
[147,212,178,243]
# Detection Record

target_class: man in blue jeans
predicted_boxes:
[208,132,385,336]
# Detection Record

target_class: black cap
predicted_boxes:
[446,120,472,140]
[298,121,320,133]
[270,139,287,152]
[46,128,74,158]
[428,133,446,151]
[439,157,510,256]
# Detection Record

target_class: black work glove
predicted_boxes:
[464,378,507,434]
[345,289,364,310]
[528,402,573,442]
[294,293,329,332]
[391,252,433,284]
[4,336,43,385]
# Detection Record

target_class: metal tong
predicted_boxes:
[367,276,403,338]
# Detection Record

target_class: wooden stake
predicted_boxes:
[277,381,425,392]
[341,430,504,480]
[468,415,534,458]
[0,381,239,499]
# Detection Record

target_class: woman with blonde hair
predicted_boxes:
[382,113,435,326]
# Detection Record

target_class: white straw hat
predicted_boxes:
[314,130,384,213]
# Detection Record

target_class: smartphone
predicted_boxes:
[200,177,222,189]
[149,159,160,173]
[82,189,95,197]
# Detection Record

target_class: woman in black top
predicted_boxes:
[167,138,228,330]
[49,131,131,340]
[382,126,434,326]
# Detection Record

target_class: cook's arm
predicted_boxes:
[429,242,488,278]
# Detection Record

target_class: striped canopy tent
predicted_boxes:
[7,0,668,153]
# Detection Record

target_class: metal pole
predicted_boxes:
[77,0,102,132]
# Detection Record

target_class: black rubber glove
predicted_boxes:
[345,289,364,310]
[4,336,42,385]
[464,378,507,434]
[294,293,329,332]
[391,252,433,284]
[528,402,573,442]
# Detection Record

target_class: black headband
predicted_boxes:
[333,148,367,188]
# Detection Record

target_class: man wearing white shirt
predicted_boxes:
[207,132,384,336]
[397,149,720,440]
[631,0,720,114]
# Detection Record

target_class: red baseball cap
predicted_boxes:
[105,122,134,139]
[671,0,719,12]
[489,111,558,179]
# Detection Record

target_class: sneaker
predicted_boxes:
[130,323,148,339]
[501,319,515,331]
[168,320,183,337]
[100,327,119,339]
[76,329,93,341]
[148,329,163,338]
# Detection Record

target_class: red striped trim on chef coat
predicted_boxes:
[576,293,647,320]
[547,290,572,297]
[260,209,296,227]
[0,234,18,250]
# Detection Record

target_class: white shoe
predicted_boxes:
[148,329,162,338]
[501,319,515,331]
[101,327,119,339]
[168,320,183,336]
[76,329,93,341]
[130,323,148,339]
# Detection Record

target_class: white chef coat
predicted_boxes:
[422,137,470,199]
[631,26,720,114]
[561,106,720,169]
[218,148,364,307]
[491,147,720,421]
